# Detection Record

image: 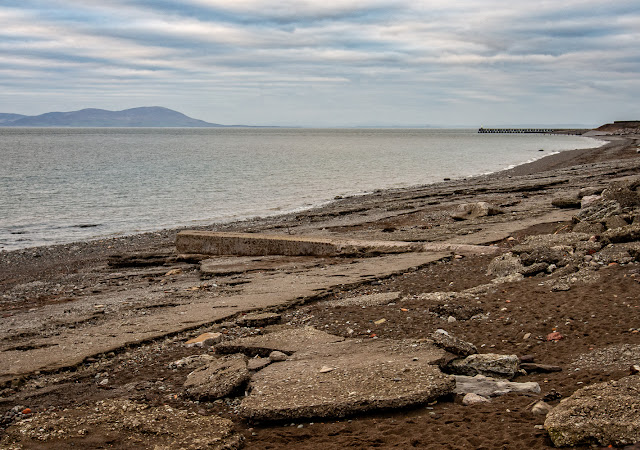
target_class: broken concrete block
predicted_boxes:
[431,329,477,357]
[451,202,504,221]
[184,354,250,400]
[454,374,540,397]
[545,375,640,447]
[240,339,452,421]
[215,326,344,357]
[448,354,520,379]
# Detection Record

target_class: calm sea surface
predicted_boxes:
[0,128,603,251]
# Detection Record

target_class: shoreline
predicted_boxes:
[1,128,639,448]
[0,133,614,255]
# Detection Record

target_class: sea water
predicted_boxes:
[0,128,603,251]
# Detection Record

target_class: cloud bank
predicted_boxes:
[1,0,638,126]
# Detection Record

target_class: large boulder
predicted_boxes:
[545,375,640,447]
[451,202,504,221]
[601,179,640,207]
[240,339,453,421]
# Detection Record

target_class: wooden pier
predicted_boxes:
[478,127,560,134]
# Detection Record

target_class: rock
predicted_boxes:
[268,351,287,362]
[451,202,504,221]
[215,326,344,357]
[573,221,606,234]
[431,329,477,357]
[546,332,564,341]
[185,332,223,348]
[247,357,271,371]
[184,354,250,400]
[602,224,640,244]
[594,243,639,264]
[487,253,524,278]
[164,268,183,276]
[581,194,603,208]
[531,400,552,416]
[0,399,241,449]
[552,196,581,209]
[236,312,282,328]
[521,262,549,276]
[602,179,640,207]
[447,316,457,323]
[605,215,629,230]
[454,374,540,397]
[169,354,216,370]
[545,375,640,447]
[240,339,452,421]
[579,187,603,198]
[448,354,520,379]
[520,363,562,373]
[328,292,401,307]
[462,393,491,406]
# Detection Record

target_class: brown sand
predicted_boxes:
[1,131,639,449]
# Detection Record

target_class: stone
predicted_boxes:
[168,354,216,370]
[487,253,524,278]
[268,351,287,362]
[236,312,282,328]
[602,179,640,207]
[546,332,564,341]
[431,329,477,357]
[451,202,504,221]
[551,196,581,209]
[520,363,562,373]
[448,353,520,379]
[215,326,345,357]
[573,221,606,234]
[185,332,223,348]
[581,194,602,208]
[0,399,241,449]
[545,375,640,447]
[454,374,540,397]
[605,215,629,230]
[328,292,401,307]
[184,354,250,400]
[602,224,640,244]
[531,401,553,416]
[462,393,491,406]
[240,339,452,421]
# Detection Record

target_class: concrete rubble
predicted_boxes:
[545,375,640,447]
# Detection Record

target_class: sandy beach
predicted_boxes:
[1,126,640,449]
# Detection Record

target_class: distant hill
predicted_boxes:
[0,107,225,127]
[0,113,27,125]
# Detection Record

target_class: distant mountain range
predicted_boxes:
[0,107,228,127]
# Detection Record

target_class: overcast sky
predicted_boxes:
[1,1,639,127]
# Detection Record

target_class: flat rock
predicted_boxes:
[520,363,562,373]
[184,354,250,400]
[545,375,640,447]
[431,329,477,356]
[551,196,581,209]
[215,326,344,357]
[236,312,282,328]
[240,338,452,421]
[185,332,223,348]
[448,353,520,379]
[451,202,504,221]
[0,399,241,449]
[247,357,271,371]
[454,374,540,397]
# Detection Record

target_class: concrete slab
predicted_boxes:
[240,338,452,421]
[215,327,344,357]
[176,230,423,257]
[1,251,447,384]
